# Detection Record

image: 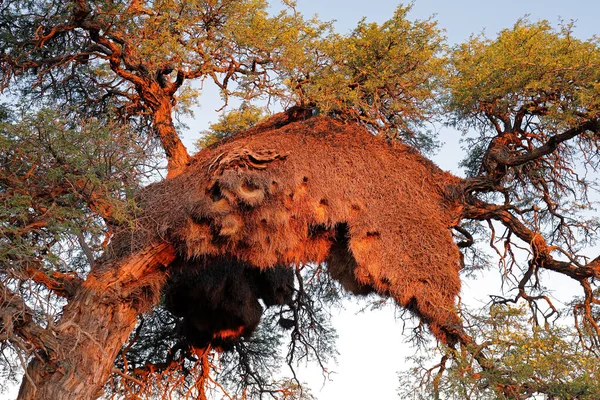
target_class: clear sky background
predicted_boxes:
[179,1,600,399]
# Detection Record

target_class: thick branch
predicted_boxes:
[463,119,600,195]
[492,119,599,167]
[462,200,600,281]
[453,225,474,248]
[4,251,82,299]
[22,266,82,299]
[18,242,176,400]
[152,98,190,177]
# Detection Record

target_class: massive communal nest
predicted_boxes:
[114,110,467,349]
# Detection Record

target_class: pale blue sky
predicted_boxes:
[182,2,599,399]
[282,0,599,43]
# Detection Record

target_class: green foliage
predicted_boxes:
[0,1,446,153]
[400,305,600,399]
[282,5,445,151]
[0,103,159,303]
[195,105,266,149]
[0,0,328,116]
[447,19,600,192]
[190,4,446,151]
[447,19,600,130]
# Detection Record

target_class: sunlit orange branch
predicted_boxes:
[23,266,82,299]
[492,119,599,167]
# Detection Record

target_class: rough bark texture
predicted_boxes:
[152,99,191,177]
[17,243,176,400]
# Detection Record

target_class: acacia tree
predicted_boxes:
[400,20,600,399]
[2,1,600,400]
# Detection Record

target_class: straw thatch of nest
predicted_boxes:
[127,112,466,347]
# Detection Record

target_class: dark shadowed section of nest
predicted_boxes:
[163,256,293,350]
[114,110,467,347]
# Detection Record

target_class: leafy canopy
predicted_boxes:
[195,104,266,149]
[291,5,445,151]
[401,305,600,400]
[0,1,446,152]
[448,19,600,132]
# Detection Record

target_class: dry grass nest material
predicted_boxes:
[117,111,468,345]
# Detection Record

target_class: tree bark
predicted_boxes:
[17,243,176,400]
[152,98,190,178]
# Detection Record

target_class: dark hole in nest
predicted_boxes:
[189,209,212,226]
[241,180,260,192]
[308,223,329,237]
[208,183,223,202]
[325,223,376,296]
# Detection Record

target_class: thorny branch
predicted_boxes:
[458,104,600,350]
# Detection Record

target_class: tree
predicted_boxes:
[401,19,600,399]
[195,104,267,149]
[1,1,600,399]
[400,305,600,399]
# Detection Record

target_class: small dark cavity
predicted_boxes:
[242,181,260,192]
[208,183,223,202]
[334,222,350,243]
[188,204,212,225]
[190,213,212,226]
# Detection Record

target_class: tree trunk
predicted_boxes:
[152,98,190,178]
[17,243,176,400]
